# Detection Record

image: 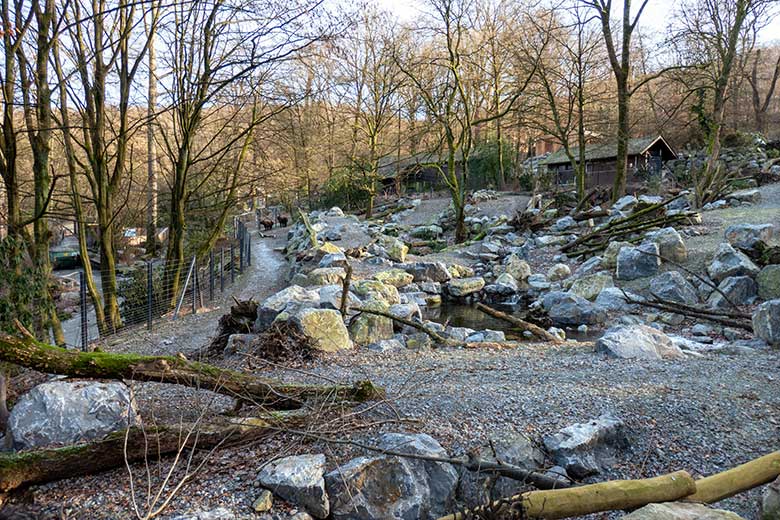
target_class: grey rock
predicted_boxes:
[543,414,629,479]
[503,254,531,281]
[291,308,353,351]
[707,276,757,308]
[485,273,518,296]
[444,326,477,342]
[707,243,759,283]
[367,338,405,352]
[569,272,614,301]
[318,252,348,268]
[612,195,637,212]
[616,243,661,280]
[727,188,761,204]
[447,277,485,297]
[536,235,568,247]
[622,502,744,519]
[547,263,571,282]
[724,223,774,249]
[9,380,139,450]
[405,262,452,283]
[318,285,360,311]
[419,281,442,294]
[465,330,506,343]
[257,286,320,330]
[763,476,780,520]
[603,241,633,270]
[349,301,394,345]
[757,265,780,300]
[595,287,641,311]
[575,256,604,277]
[752,299,780,347]
[542,291,607,327]
[649,271,699,305]
[645,227,688,263]
[552,216,577,231]
[596,325,685,360]
[258,454,329,518]
[527,274,551,291]
[410,225,443,239]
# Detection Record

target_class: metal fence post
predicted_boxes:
[220,247,225,292]
[239,225,244,273]
[246,230,251,267]
[230,243,235,283]
[209,250,215,301]
[146,261,153,331]
[79,271,88,351]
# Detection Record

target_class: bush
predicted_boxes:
[318,168,370,211]
[0,237,44,334]
[468,140,516,189]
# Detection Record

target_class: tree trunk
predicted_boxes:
[0,333,384,408]
[684,450,780,504]
[0,413,308,493]
[613,85,629,201]
[440,470,696,520]
[146,21,158,255]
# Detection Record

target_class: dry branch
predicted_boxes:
[0,412,307,493]
[0,334,384,408]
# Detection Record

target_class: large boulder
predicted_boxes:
[446,277,485,297]
[724,223,774,249]
[595,287,641,311]
[377,235,409,263]
[325,433,457,520]
[542,414,629,479]
[257,285,320,330]
[622,502,744,519]
[603,241,632,270]
[405,262,452,283]
[596,325,685,360]
[258,454,329,518]
[307,267,347,286]
[706,276,757,309]
[485,273,518,296]
[763,476,780,520]
[376,433,458,519]
[569,273,614,301]
[504,254,531,281]
[319,252,348,269]
[291,308,353,351]
[8,380,139,450]
[410,225,443,240]
[318,285,360,311]
[457,432,545,506]
[616,243,661,280]
[757,265,780,300]
[753,299,780,347]
[649,271,699,305]
[349,301,394,345]
[645,227,688,263]
[707,243,760,283]
[612,195,637,212]
[352,279,401,305]
[374,269,415,288]
[542,291,607,327]
[547,263,571,282]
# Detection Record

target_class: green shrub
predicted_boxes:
[468,140,516,189]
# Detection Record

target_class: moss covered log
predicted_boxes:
[0,334,384,408]
[685,450,780,504]
[0,412,306,493]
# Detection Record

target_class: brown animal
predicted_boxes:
[260,218,274,230]
[276,214,289,227]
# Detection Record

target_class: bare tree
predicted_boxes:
[747,47,780,136]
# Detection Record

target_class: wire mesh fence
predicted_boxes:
[72,221,253,350]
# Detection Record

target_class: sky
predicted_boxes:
[372,0,780,44]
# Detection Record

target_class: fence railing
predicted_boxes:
[74,221,253,350]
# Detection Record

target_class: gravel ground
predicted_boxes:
[9,194,780,520]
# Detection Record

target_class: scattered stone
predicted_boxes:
[377,235,408,263]
[542,291,607,326]
[547,263,571,282]
[257,286,320,330]
[253,490,274,513]
[318,285,360,311]
[645,227,688,263]
[367,338,405,352]
[612,195,637,212]
[527,273,551,291]
[569,272,614,301]
[603,241,632,270]
[406,333,433,350]
[352,280,400,305]
[536,235,568,247]
[447,277,486,297]
[318,252,348,268]
[757,265,780,300]
[543,414,629,479]
[547,327,566,341]
[448,263,475,278]
[752,299,780,347]
[327,206,345,217]
[257,454,329,518]
[488,273,518,295]
[707,276,757,308]
[465,330,506,343]
[8,380,139,450]
[291,308,352,351]
[724,223,774,249]
[307,267,347,286]
[622,502,744,519]
[616,243,661,280]
[707,243,760,283]
[169,508,236,520]
[649,271,699,305]
[596,325,684,360]
[727,188,761,205]
[504,254,531,281]
[552,216,577,231]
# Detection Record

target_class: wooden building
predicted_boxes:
[542,135,677,188]
[377,151,463,194]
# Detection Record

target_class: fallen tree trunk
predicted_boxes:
[0,334,384,409]
[474,303,562,344]
[439,470,696,520]
[685,450,780,504]
[0,412,307,493]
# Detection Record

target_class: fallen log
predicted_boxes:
[685,450,780,504]
[438,470,696,520]
[621,294,753,331]
[0,334,384,409]
[474,303,563,344]
[0,412,307,493]
[351,306,455,346]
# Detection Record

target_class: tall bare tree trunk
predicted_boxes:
[146,16,158,255]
